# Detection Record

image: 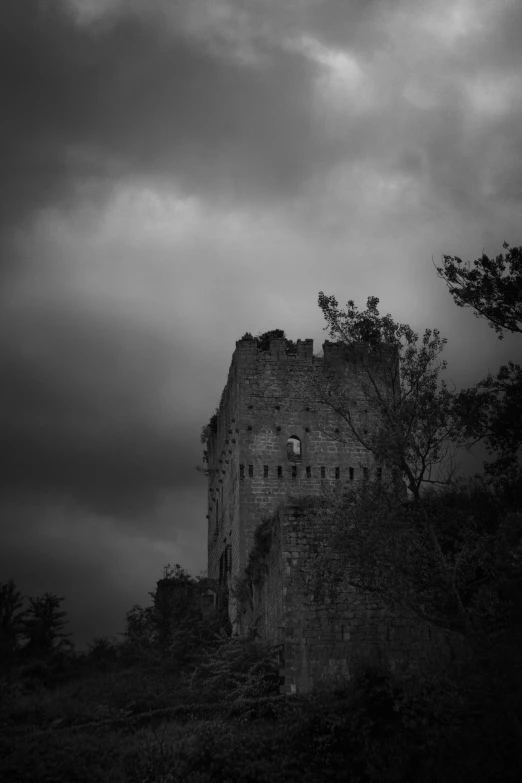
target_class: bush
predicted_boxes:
[190,633,281,704]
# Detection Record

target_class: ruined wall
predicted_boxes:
[279,506,446,693]
[206,356,240,584]
[237,506,449,695]
[153,577,229,644]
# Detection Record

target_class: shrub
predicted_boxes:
[190,633,281,704]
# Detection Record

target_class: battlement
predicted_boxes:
[233,336,387,366]
[235,336,315,362]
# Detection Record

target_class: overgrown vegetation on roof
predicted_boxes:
[241,329,298,353]
[256,329,297,353]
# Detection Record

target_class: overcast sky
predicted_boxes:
[1,0,521,649]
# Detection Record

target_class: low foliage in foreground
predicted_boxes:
[1,632,522,783]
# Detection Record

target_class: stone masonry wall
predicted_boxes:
[207,356,240,584]
[238,506,449,695]
[279,506,448,693]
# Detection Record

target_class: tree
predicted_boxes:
[315,293,462,499]
[305,478,520,633]
[85,635,120,669]
[0,578,26,663]
[120,603,157,649]
[454,361,522,491]
[311,292,522,738]
[21,592,72,658]
[152,565,231,668]
[436,242,522,339]
[438,243,522,486]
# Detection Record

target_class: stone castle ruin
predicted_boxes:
[203,334,445,694]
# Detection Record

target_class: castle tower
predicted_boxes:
[204,335,379,621]
[202,336,447,691]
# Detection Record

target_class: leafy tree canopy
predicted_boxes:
[316,293,461,498]
[436,243,522,487]
[436,242,522,339]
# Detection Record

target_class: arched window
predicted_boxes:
[286,436,302,463]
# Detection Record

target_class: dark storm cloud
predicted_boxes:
[2,0,522,247]
[297,0,522,216]
[0,0,325,249]
[0,0,324,521]
[0,299,202,516]
[301,0,394,52]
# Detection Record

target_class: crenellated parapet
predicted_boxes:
[234,335,315,363]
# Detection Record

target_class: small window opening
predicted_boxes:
[248,465,254,477]
[277,466,282,478]
[321,466,326,478]
[335,467,340,479]
[363,467,369,480]
[240,465,245,479]
[292,465,297,479]
[264,465,269,478]
[349,467,354,481]
[287,436,302,463]
[306,466,311,479]
[377,467,382,481]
